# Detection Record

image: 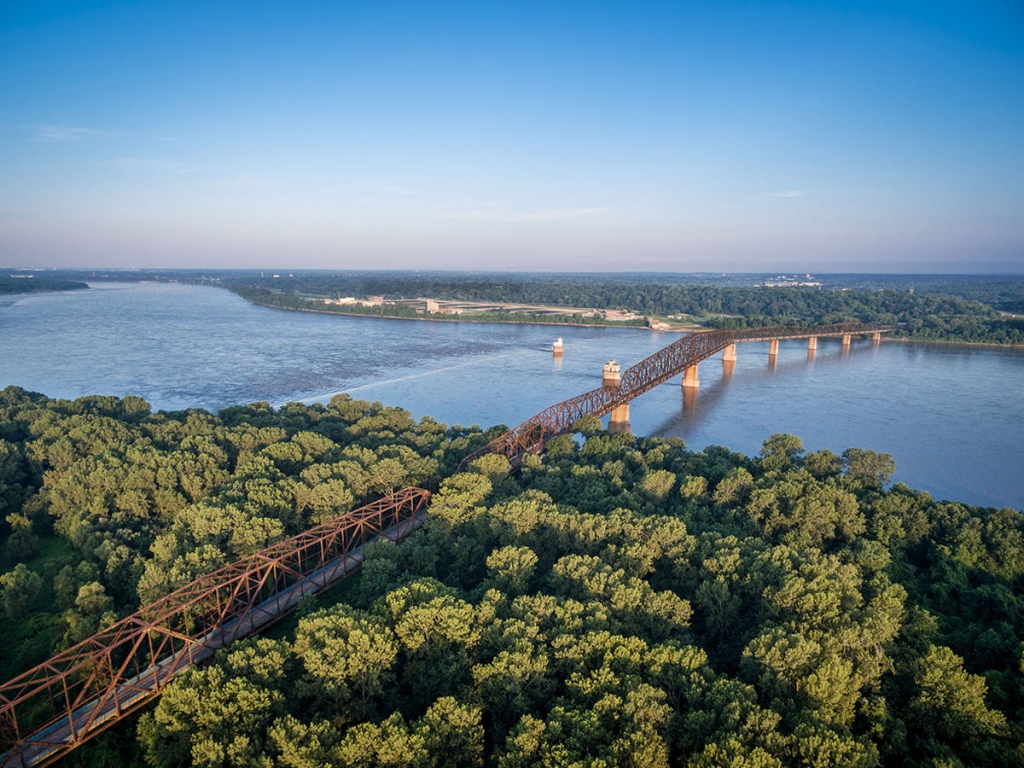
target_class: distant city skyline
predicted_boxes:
[1,1,1022,273]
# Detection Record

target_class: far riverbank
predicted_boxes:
[233,286,667,331]
[1,281,1022,509]
[233,287,1022,345]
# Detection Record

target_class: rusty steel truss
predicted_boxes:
[460,322,896,470]
[0,487,431,768]
[0,321,897,767]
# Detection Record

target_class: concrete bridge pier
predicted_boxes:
[682,364,700,389]
[807,336,818,351]
[872,331,882,345]
[842,334,851,347]
[609,403,631,433]
[722,343,736,376]
[605,360,630,431]
[603,361,621,387]
[768,339,779,359]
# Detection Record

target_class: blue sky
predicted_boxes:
[1,1,1022,272]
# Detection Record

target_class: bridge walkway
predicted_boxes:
[0,490,430,768]
[0,321,895,766]
[460,322,896,470]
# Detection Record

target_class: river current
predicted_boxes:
[2,282,1021,510]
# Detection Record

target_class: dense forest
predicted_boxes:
[223,276,1024,345]
[1,387,1023,766]
[0,386,492,687]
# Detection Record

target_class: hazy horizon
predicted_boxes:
[8,267,1024,280]
[2,1,1022,273]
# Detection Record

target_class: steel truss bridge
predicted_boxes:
[460,323,896,471]
[0,321,894,766]
[0,489,431,768]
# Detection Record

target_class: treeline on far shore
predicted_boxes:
[230,284,651,328]
[0,276,88,295]
[225,275,1024,345]
[4,269,1022,344]
[1,387,1023,766]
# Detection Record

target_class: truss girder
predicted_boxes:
[461,322,896,470]
[0,321,900,766]
[0,487,430,768]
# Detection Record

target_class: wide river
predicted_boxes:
[2,282,1022,510]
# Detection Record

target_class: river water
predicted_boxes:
[2,282,1021,510]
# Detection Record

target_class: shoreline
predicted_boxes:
[879,336,1022,350]
[241,295,1021,347]
[243,295,669,332]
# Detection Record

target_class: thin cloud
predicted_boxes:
[771,190,806,198]
[381,184,419,197]
[199,174,263,189]
[441,207,607,223]
[112,157,208,174]
[33,124,113,142]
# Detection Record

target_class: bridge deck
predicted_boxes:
[460,323,895,470]
[0,492,430,768]
[0,321,896,766]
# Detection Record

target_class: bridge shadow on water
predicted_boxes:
[647,340,877,441]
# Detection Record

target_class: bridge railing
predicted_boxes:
[616,322,894,402]
[0,487,431,768]
[732,322,896,343]
[460,322,896,470]
[617,330,735,402]
[0,321,901,765]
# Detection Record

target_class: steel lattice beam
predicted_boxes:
[0,488,431,768]
[0,321,898,767]
[460,322,896,470]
